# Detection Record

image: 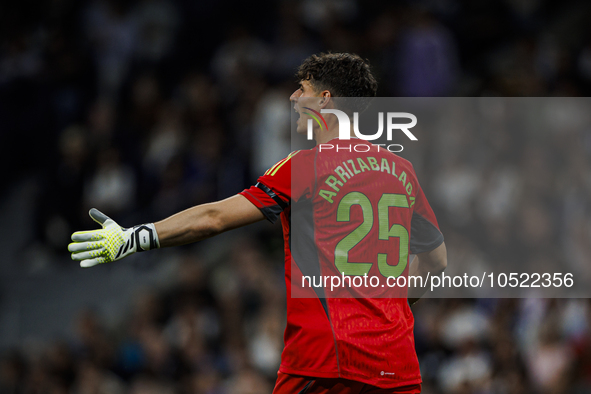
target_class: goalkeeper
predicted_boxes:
[69,52,447,394]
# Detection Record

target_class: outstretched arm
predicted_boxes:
[68,195,264,267]
[155,194,264,247]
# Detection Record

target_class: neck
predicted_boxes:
[315,123,354,145]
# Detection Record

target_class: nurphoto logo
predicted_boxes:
[306,109,418,142]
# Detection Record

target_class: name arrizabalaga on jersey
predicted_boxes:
[239,138,443,390]
[316,154,416,206]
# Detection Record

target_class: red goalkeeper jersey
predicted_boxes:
[240,139,443,389]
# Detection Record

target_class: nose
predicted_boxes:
[290,89,302,102]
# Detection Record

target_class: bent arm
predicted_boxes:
[408,242,447,305]
[155,194,265,247]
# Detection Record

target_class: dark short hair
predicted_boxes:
[296,52,378,98]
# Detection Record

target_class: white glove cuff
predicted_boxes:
[133,223,160,251]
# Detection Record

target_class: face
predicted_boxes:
[290,80,323,135]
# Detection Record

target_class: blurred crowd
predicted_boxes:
[1,0,591,393]
[2,255,591,394]
[0,243,287,394]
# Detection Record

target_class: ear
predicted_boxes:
[319,90,332,109]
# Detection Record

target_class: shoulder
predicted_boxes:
[263,150,300,176]
[264,149,318,173]
[377,146,416,173]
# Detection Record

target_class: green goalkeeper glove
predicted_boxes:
[68,208,160,268]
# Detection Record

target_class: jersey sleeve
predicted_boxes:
[240,151,314,223]
[240,150,316,223]
[410,181,444,254]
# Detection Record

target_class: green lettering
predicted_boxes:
[391,162,398,178]
[380,158,390,174]
[367,157,379,171]
[342,162,354,176]
[326,175,343,192]
[399,171,407,187]
[335,166,350,183]
[357,158,370,172]
[347,160,361,174]
[319,189,337,203]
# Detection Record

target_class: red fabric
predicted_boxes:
[273,372,422,394]
[240,139,442,389]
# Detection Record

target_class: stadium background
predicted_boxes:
[1,0,591,393]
